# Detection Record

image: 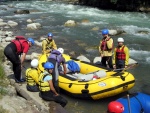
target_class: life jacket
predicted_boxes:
[100,38,113,51]
[11,36,27,54]
[45,39,53,50]
[116,45,126,60]
[48,50,63,65]
[38,71,50,92]
[26,68,38,86]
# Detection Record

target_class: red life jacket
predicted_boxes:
[100,38,113,51]
[11,36,27,54]
[116,46,126,60]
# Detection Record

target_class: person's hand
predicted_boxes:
[113,65,116,69]
[21,64,23,69]
[64,70,67,75]
[101,54,104,58]
[55,93,59,96]
[125,65,128,68]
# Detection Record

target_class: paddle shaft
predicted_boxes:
[127,94,132,113]
[113,63,138,71]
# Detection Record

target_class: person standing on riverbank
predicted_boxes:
[39,62,67,107]
[113,37,129,69]
[26,59,39,92]
[99,29,113,68]
[4,36,35,83]
[42,32,57,54]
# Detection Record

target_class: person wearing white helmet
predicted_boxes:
[57,48,64,54]
[25,59,40,92]
[42,32,57,54]
[113,37,129,69]
[48,48,67,93]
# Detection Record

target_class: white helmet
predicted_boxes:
[31,59,39,68]
[57,48,64,54]
[117,37,124,42]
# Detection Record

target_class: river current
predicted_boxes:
[0,1,150,113]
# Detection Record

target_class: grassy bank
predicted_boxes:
[0,48,9,113]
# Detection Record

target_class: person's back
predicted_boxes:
[48,48,67,93]
[26,59,39,92]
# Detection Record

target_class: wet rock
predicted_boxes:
[139,7,150,12]
[5,37,14,42]
[138,30,149,34]
[0,19,3,22]
[27,19,33,23]
[109,29,125,36]
[91,26,99,31]
[0,22,7,26]
[14,9,30,14]
[77,55,90,63]
[7,21,18,27]
[81,19,90,23]
[27,23,42,30]
[64,20,77,27]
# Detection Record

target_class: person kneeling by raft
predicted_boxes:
[39,62,67,107]
[26,59,40,92]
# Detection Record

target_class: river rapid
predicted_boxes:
[0,1,150,113]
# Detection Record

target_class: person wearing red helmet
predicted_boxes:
[99,29,114,68]
[107,101,124,113]
[4,36,35,83]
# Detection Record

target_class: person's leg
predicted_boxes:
[107,56,113,69]
[53,95,68,107]
[4,45,21,81]
[26,85,39,92]
[101,57,107,67]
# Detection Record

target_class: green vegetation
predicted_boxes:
[0,49,9,113]
[0,106,9,113]
[0,49,9,98]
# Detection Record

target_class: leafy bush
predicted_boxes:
[0,49,9,96]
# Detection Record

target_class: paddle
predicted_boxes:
[111,63,138,81]
[113,63,138,72]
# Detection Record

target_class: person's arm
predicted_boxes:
[124,46,129,66]
[52,40,57,50]
[63,63,67,75]
[112,48,116,69]
[42,40,50,54]
[106,38,113,50]
[48,80,59,96]
[99,41,103,57]
[21,53,26,66]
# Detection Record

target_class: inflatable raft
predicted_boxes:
[38,54,135,100]
[116,92,150,113]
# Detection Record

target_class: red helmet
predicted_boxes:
[108,101,124,113]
